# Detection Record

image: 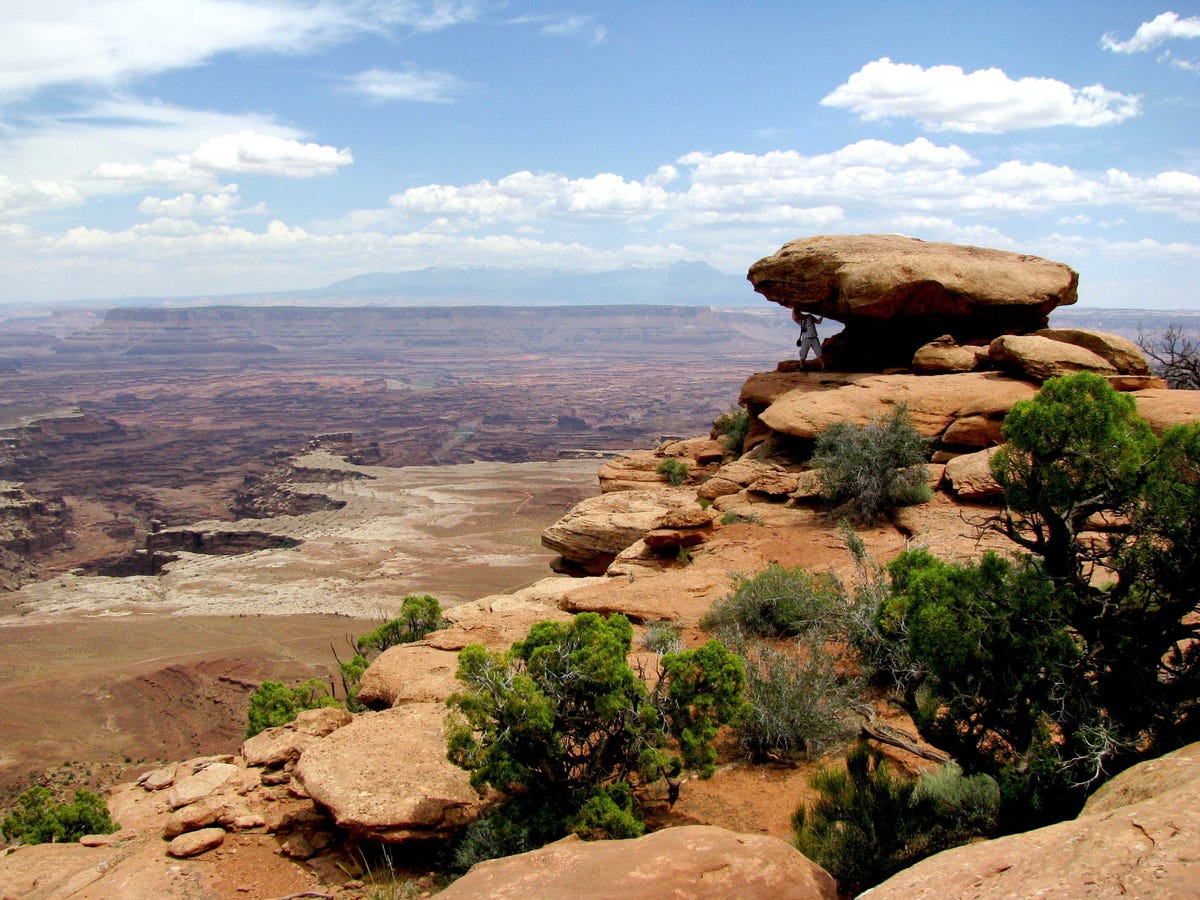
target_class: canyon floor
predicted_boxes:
[0,455,604,802]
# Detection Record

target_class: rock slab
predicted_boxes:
[438,824,838,899]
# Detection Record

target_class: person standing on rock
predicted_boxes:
[792,308,824,371]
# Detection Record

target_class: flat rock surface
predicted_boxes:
[437,825,838,899]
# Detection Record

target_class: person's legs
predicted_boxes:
[799,337,823,370]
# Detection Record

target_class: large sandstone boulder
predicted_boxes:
[911,336,986,374]
[437,825,837,899]
[757,373,1037,443]
[426,584,580,651]
[1036,328,1151,375]
[747,235,1078,368]
[295,703,481,842]
[241,706,352,769]
[1132,388,1200,435]
[942,446,1004,499]
[865,742,1200,898]
[356,643,461,708]
[541,489,714,575]
[989,333,1117,382]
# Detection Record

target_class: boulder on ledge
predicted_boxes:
[747,235,1078,369]
[294,704,481,842]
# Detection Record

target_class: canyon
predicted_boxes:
[2,239,1199,897]
[0,303,790,802]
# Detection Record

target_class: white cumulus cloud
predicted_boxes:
[822,58,1141,132]
[1101,11,1200,53]
[0,175,84,218]
[138,185,260,220]
[190,132,353,178]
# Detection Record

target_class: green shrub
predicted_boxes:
[793,744,998,895]
[656,457,689,486]
[702,563,844,640]
[245,678,338,738]
[445,614,745,846]
[812,405,929,525]
[793,743,915,893]
[2,785,118,845]
[713,408,751,456]
[720,510,763,526]
[908,762,1000,857]
[356,595,447,654]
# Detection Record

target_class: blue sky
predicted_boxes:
[1,1,1198,307]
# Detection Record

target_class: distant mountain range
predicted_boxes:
[11,261,755,310]
[297,261,754,307]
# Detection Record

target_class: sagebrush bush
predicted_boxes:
[641,620,684,654]
[812,405,929,525]
[732,637,860,760]
[656,457,689,486]
[701,563,844,640]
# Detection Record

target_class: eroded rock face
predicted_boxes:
[437,825,838,900]
[866,742,1200,899]
[294,703,480,842]
[747,235,1078,368]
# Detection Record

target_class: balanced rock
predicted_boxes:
[438,825,837,899]
[295,703,480,842]
[866,742,1200,898]
[747,235,1078,368]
